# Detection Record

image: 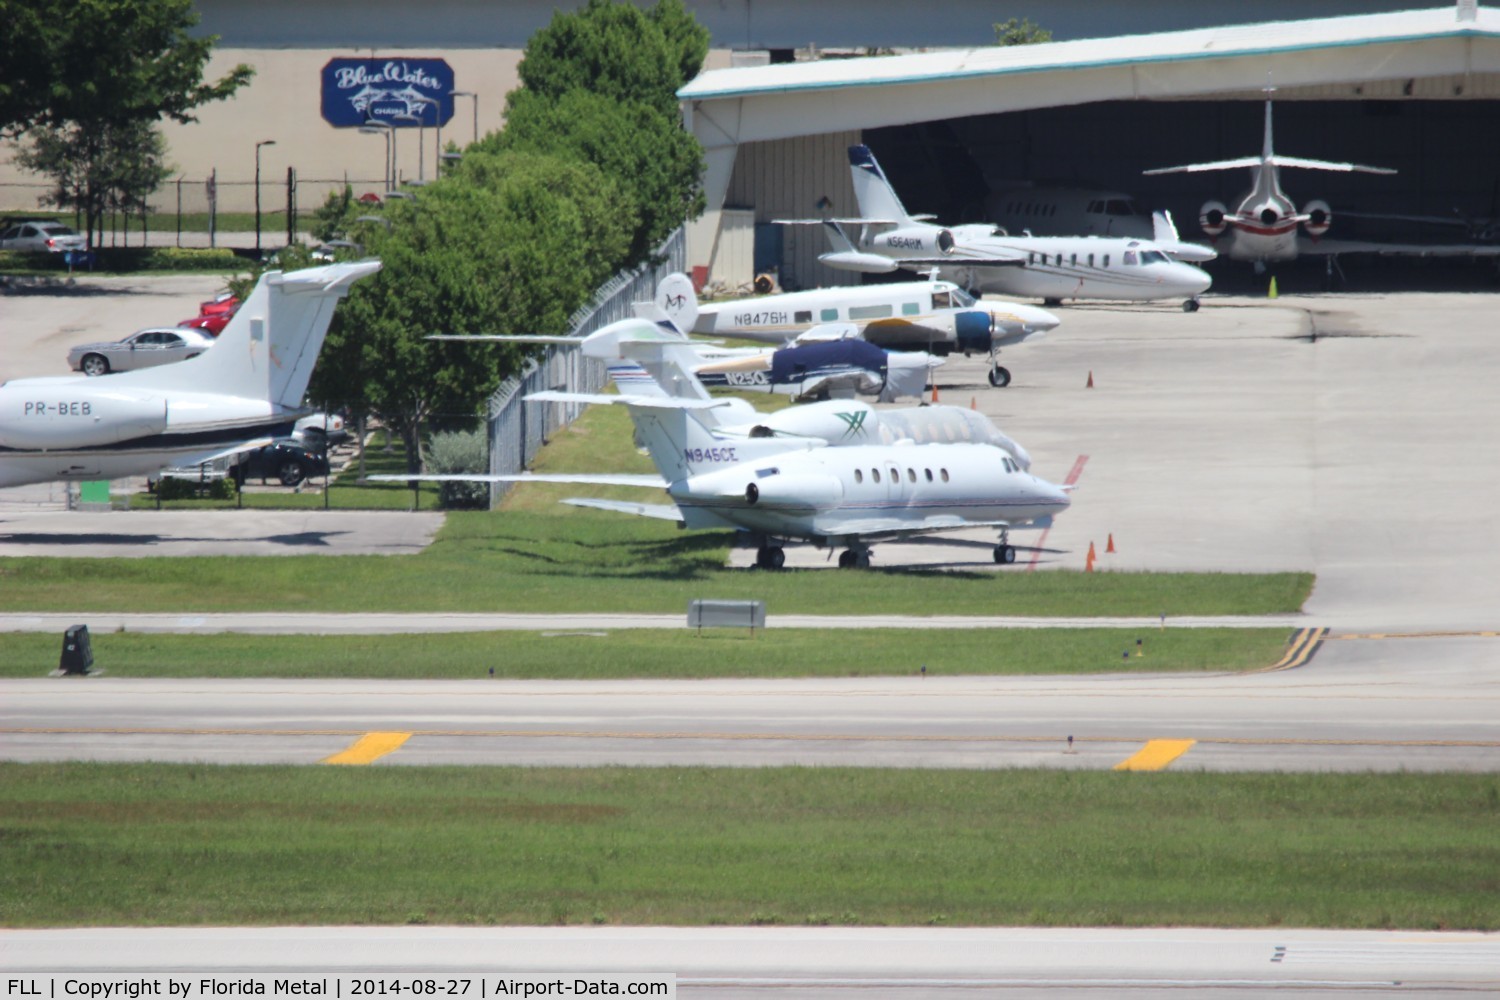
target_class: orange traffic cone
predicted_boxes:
[1086,371,1094,388]
[1106,533,1116,554]
[970,396,978,410]
[1086,540,1096,572]
[931,383,940,403]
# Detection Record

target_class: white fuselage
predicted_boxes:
[692,280,1057,351]
[1216,165,1304,263]
[668,441,1069,542]
[0,381,296,488]
[860,229,1212,303]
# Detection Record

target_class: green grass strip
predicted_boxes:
[3,763,1497,929]
[0,627,1289,679]
[0,410,1313,616]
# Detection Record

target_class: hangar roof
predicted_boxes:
[680,5,1500,147]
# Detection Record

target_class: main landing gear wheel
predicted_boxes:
[755,545,785,570]
[988,365,1012,388]
[1183,298,1201,313]
[838,549,871,569]
[993,544,1017,565]
[81,353,110,376]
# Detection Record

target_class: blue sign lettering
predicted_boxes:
[321,58,455,128]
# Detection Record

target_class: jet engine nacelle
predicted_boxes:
[743,472,844,508]
[1303,199,1332,239]
[0,386,168,450]
[1199,201,1229,237]
[868,226,955,257]
[818,251,899,274]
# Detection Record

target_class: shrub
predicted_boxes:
[426,429,489,509]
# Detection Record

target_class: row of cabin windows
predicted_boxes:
[854,467,950,485]
[791,302,928,325]
[1029,252,1111,268]
[1005,201,1058,218]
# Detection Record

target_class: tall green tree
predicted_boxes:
[310,150,633,472]
[15,120,173,245]
[3,0,251,245]
[498,0,709,266]
[993,17,1052,45]
[1,0,251,138]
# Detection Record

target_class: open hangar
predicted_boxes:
[680,4,1500,292]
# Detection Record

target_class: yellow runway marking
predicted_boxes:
[322,731,411,765]
[1114,739,1196,771]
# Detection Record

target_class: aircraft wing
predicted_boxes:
[1296,237,1500,257]
[1143,157,1263,176]
[174,436,278,469]
[561,497,684,521]
[368,473,667,487]
[903,252,1026,268]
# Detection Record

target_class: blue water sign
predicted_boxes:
[321,58,454,128]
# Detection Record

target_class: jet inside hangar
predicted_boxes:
[679,4,1500,293]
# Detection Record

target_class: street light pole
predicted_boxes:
[396,114,423,183]
[450,90,478,145]
[254,139,276,257]
[359,124,393,191]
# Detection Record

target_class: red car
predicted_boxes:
[178,293,240,337]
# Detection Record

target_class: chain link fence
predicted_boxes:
[484,228,687,508]
[1,173,382,248]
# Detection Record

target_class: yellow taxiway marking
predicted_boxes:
[322,731,412,765]
[1114,739,1197,771]
[1256,626,1328,672]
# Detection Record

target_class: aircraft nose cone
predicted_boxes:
[1016,303,1061,332]
[1180,264,1213,295]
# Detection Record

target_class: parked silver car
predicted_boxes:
[68,327,216,376]
[0,220,87,253]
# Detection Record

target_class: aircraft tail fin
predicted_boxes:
[118,261,381,407]
[652,272,699,334]
[1152,209,1181,244]
[848,145,914,224]
[625,399,808,483]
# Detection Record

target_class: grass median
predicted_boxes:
[0,627,1291,679]
[3,763,1496,929]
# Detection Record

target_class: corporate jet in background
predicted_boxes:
[983,187,1217,263]
[685,266,1057,388]
[1143,91,1500,271]
[790,145,1212,311]
[0,261,379,488]
[377,384,1068,569]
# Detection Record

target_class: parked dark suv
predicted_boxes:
[231,438,330,487]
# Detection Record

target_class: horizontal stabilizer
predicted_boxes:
[773,217,903,226]
[526,390,731,410]
[562,497,684,521]
[1270,155,1396,175]
[1143,157,1263,176]
[368,472,667,487]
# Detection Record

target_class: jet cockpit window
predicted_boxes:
[932,291,952,310]
[952,287,975,307]
[1105,199,1137,216]
[1141,250,1169,265]
[1123,250,1139,265]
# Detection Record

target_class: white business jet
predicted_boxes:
[688,269,1058,388]
[378,388,1069,569]
[1143,90,1500,270]
[803,145,1212,312]
[0,261,380,488]
[984,187,1217,264]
